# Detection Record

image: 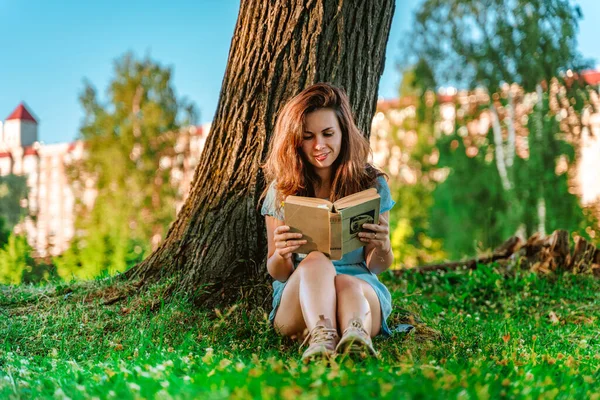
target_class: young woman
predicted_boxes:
[261,83,395,361]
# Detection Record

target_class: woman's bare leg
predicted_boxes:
[273,252,337,337]
[334,275,381,337]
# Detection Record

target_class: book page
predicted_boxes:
[286,195,333,209]
[333,188,378,210]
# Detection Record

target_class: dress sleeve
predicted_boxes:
[375,175,396,214]
[260,182,284,220]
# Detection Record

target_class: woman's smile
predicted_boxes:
[314,152,330,162]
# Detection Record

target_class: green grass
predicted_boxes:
[1,266,599,399]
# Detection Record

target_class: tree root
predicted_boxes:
[394,230,600,277]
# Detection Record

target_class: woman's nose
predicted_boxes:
[314,135,326,148]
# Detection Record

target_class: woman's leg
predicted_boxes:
[334,275,382,337]
[273,252,337,337]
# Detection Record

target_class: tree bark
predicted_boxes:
[125,0,396,305]
[506,89,516,168]
[535,84,548,237]
[490,102,512,191]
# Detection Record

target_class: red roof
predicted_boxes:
[68,141,79,152]
[6,103,37,123]
[23,146,38,156]
[190,125,204,136]
[582,70,600,85]
[67,140,89,152]
[438,94,455,103]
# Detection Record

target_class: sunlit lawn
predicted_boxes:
[1,265,599,399]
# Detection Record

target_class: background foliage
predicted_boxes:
[382,0,600,264]
[52,53,198,281]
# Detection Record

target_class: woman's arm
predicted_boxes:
[360,212,394,274]
[265,216,306,282]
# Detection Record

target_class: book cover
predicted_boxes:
[337,196,380,257]
[284,189,380,260]
[285,201,331,255]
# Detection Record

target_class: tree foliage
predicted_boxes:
[403,0,596,258]
[0,217,9,248]
[375,69,447,266]
[408,0,589,92]
[0,174,28,231]
[0,174,35,285]
[0,233,35,285]
[54,52,197,280]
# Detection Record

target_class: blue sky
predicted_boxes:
[1,0,598,145]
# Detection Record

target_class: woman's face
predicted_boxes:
[300,108,342,173]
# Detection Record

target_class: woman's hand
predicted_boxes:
[273,225,307,260]
[358,214,391,253]
[360,213,393,273]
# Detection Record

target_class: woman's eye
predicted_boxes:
[303,136,312,140]
[323,132,333,137]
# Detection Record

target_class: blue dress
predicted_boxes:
[261,175,396,336]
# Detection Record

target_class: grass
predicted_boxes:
[1,265,599,399]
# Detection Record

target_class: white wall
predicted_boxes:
[0,156,11,176]
[578,113,600,205]
[1,120,38,149]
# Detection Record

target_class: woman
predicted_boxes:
[261,83,395,361]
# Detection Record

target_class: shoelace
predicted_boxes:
[301,324,339,348]
[343,318,369,338]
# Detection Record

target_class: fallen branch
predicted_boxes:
[394,230,600,278]
[393,236,522,276]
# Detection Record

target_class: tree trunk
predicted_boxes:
[125,0,395,305]
[506,89,516,168]
[534,83,546,237]
[490,102,512,191]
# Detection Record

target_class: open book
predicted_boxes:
[284,188,380,260]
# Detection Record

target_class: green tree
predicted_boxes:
[409,0,588,93]
[0,217,9,248]
[55,52,197,280]
[0,174,28,231]
[0,233,35,285]
[406,0,594,257]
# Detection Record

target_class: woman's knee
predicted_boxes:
[296,251,335,277]
[303,251,332,264]
[334,274,363,295]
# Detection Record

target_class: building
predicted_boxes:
[3,71,599,255]
[0,103,209,257]
[370,70,600,221]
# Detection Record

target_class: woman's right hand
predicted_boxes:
[273,225,306,260]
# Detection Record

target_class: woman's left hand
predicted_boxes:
[358,214,391,252]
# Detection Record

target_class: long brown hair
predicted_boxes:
[262,83,383,208]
